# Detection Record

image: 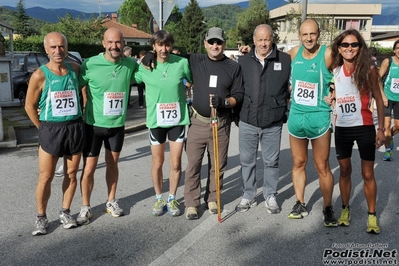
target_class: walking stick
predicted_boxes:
[211,107,222,223]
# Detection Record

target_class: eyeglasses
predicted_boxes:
[207,39,224,46]
[340,42,360,48]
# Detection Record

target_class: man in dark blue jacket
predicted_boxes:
[236,24,291,213]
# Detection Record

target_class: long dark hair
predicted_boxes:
[330,29,374,93]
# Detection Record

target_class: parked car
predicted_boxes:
[66,51,83,64]
[10,51,83,105]
[10,52,49,104]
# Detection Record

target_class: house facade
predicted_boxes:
[269,3,382,46]
[371,25,399,48]
[102,14,152,46]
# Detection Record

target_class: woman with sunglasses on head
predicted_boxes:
[328,29,385,233]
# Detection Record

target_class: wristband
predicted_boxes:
[377,128,385,132]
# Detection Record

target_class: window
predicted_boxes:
[280,21,286,32]
[335,19,367,31]
[27,55,38,72]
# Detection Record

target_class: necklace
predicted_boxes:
[160,62,170,78]
[111,59,123,78]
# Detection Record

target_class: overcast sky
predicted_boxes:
[18,0,399,13]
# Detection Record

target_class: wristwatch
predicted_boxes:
[224,99,230,107]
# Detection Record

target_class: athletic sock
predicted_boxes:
[155,194,163,200]
[168,194,175,202]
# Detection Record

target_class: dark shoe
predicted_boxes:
[288,201,308,219]
[323,205,338,227]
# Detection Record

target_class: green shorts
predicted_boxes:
[287,112,331,140]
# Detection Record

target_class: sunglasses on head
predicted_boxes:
[207,39,224,45]
[340,42,360,48]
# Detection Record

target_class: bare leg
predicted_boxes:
[150,143,165,195]
[105,149,121,201]
[361,160,377,213]
[290,135,309,203]
[61,153,81,209]
[80,156,99,206]
[311,131,334,208]
[36,147,58,214]
[384,116,392,148]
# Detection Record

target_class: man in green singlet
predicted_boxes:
[26,32,84,235]
[286,19,337,227]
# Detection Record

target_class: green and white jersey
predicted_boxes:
[80,54,138,128]
[134,54,192,128]
[383,57,399,101]
[39,63,82,122]
[290,45,333,114]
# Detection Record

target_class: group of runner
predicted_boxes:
[25,19,399,236]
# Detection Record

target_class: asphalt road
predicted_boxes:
[0,124,397,266]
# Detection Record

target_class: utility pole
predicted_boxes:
[158,0,163,30]
[301,0,308,22]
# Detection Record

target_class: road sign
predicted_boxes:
[145,0,178,30]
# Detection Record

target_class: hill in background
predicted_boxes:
[1,1,399,27]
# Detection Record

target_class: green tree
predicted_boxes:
[0,7,48,36]
[226,28,240,49]
[177,0,206,53]
[40,13,106,44]
[236,0,278,45]
[202,4,243,31]
[118,0,152,33]
[164,5,183,40]
[12,0,38,37]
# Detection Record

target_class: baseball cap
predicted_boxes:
[205,27,226,42]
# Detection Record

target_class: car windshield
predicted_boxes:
[11,55,25,72]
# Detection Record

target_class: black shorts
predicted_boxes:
[84,124,125,157]
[39,118,84,157]
[384,100,399,119]
[335,126,376,161]
[149,126,185,145]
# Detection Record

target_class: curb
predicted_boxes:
[0,123,148,149]
[125,122,147,134]
[0,126,17,148]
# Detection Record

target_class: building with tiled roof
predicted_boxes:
[102,13,152,46]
